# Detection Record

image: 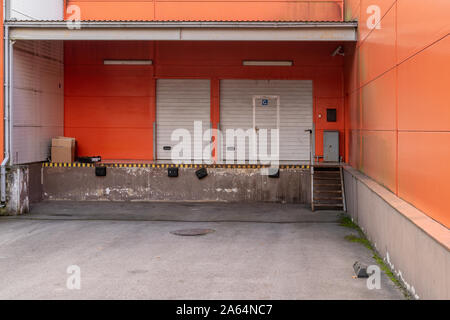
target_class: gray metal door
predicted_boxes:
[323,131,339,162]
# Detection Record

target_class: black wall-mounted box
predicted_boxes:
[168,167,179,177]
[327,108,337,122]
[95,166,107,177]
[195,168,208,180]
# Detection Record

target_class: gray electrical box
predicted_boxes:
[324,131,339,162]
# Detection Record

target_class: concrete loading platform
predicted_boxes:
[5,161,349,215]
[40,162,313,203]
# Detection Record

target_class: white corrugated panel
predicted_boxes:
[10,0,64,21]
[156,79,211,161]
[220,80,313,162]
[12,40,64,164]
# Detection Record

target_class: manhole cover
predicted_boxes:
[170,228,215,236]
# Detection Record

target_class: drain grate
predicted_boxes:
[170,228,215,236]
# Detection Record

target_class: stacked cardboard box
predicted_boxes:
[51,137,76,163]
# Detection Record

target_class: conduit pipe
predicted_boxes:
[1,23,14,205]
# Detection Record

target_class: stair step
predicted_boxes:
[314,182,341,185]
[314,204,344,207]
[314,167,340,171]
[314,186,341,192]
[314,183,341,187]
[314,172,340,174]
[314,190,342,193]
[315,171,340,174]
[314,200,343,205]
[312,166,344,211]
[314,197,343,200]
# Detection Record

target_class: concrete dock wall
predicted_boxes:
[42,166,311,203]
[343,166,450,300]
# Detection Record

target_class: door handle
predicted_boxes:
[305,129,312,134]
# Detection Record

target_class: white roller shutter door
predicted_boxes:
[12,40,64,164]
[156,79,211,161]
[220,80,313,162]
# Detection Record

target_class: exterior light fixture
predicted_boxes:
[103,60,153,65]
[242,60,293,66]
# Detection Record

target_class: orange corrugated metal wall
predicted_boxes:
[344,0,450,228]
[64,41,346,161]
[65,0,344,21]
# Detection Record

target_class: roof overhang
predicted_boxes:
[6,21,357,41]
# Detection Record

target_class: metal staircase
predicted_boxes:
[311,166,346,211]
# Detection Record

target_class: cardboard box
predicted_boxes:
[51,137,76,163]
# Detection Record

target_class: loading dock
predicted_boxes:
[2,20,356,211]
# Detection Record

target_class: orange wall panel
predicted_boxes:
[396,0,450,63]
[64,41,155,160]
[65,66,154,97]
[348,129,361,168]
[343,43,358,93]
[66,0,344,21]
[65,97,153,128]
[65,41,153,65]
[65,127,154,160]
[344,0,450,226]
[398,132,450,228]
[155,2,313,21]
[358,3,396,85]
[67,1,155,21]
[398,36,450,131]
[348,91,360,129]
[360,130,397,191]
[312,67,344,98]
[361,69,396,131]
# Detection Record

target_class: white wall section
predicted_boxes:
[12,40,64,164]
[9,0,64,21]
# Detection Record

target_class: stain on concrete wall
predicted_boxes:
[4,166,30,215]
[42,167,311,203]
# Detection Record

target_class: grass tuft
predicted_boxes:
[340,214,411,299]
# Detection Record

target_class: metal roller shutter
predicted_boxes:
[12,40,64,164]
[220,80,313,162]
[156,79,211,161]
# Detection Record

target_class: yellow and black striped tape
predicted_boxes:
[43,162,310,169]
[43,162,95,168]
